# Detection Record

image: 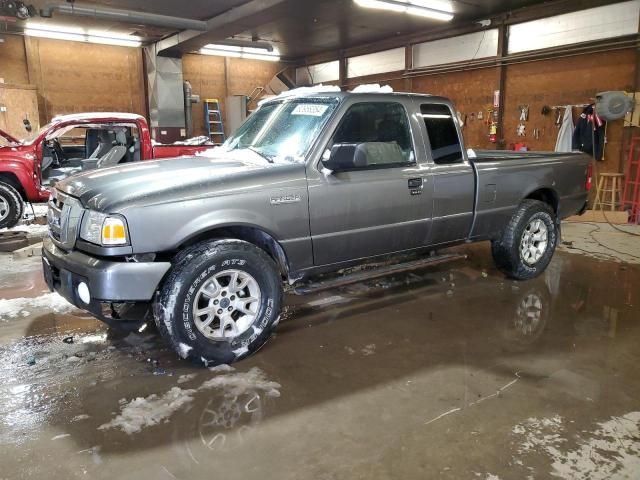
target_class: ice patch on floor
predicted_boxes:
[0,222,49,237]
[177,373,197,384]
[361,344,376,356]
[199,367,280,398]
[0,292,75,320]
[100,367,281,434]
[511,412,640,479]
[209,364,234,373]
[99,386,197,434]
[177,342,192,359]
[0,255,42,275]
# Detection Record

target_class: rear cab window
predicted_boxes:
[420,103,463,165]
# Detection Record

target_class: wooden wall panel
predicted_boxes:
[0,84,39,138]
[23,36,146,124]
[412,67,499,150]
[182,54,227,138]
[0,34,29,85]
[504,49,636,175]
[183,54,282,137]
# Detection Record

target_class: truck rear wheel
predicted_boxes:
[0,182,24,229]
[153,239,283,365]
[491,199,558,280]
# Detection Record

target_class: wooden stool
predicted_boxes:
[593,173,624,211]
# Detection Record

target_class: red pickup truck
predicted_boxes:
[0,112,211,228]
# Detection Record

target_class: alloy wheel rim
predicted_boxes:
[520,219,548,265]
[193,269,261,341]
[0,196,9,221]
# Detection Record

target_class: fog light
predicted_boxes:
[77,282,91,304]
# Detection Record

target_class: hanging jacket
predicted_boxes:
[572,105,606,161]
[554,106,573,152]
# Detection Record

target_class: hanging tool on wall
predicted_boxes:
[519,105,529,122]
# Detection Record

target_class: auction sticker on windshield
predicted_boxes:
[291,104,329,116]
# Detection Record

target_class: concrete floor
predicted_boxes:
[1,221,639,479]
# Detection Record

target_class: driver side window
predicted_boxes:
[331,102,414,168]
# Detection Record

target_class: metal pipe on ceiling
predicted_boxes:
[39,3,208,32]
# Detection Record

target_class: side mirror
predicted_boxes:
[321,143,366,172]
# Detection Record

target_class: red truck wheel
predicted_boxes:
[0,182,24,229]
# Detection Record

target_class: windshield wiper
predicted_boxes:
[246,146,274,163]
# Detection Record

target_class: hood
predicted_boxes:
[55,149,290,212]
[0,128,20,146]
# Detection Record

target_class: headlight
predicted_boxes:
[79,211,129,246]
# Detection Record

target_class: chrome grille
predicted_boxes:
[47,189,83,250]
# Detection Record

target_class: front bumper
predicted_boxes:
[42,236,171,312]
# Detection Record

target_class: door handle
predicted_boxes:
[408,178,423,189]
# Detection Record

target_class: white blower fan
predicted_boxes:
[595,91,634,121]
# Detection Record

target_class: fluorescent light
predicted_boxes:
[354,0,454,21]
[200,48,243,58]
[87,36,141,47]
[200,43,280,62]
[24,29,86,42]
[24,22,141,47]
[26,22,84,34]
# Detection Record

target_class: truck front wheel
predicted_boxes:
[0,182,24,229]
[153,240,283,365]
[491,199,558,280]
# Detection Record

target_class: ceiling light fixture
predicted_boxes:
[354,0,454,21]
[200,43,280,62]
[24,22,141,47]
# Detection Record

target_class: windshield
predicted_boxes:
[222,97,339,162]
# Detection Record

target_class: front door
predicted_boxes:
[307,100,434,266]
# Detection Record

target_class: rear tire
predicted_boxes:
[491,199,558,280]
[0,182,24,229]
[153,240,283,366]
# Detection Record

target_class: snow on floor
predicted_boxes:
[24,203,49,218]
[99,387,198,435]
[0,292,75,320]
[100,367,281,434]
[511,412,640,479]
[0,255,42,274]
[0,203,49,237]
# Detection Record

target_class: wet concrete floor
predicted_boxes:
[0,241,639,479]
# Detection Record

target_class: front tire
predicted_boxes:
[153,240,283,365]
[491,199,558,280]
[0,182,24,229]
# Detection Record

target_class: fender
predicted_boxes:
[0,157,42,201]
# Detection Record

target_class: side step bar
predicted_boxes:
[292,252,466,295]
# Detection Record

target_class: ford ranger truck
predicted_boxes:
[42,92,592,365]
[0,113,210,228]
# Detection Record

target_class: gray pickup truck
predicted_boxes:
[42,91,592,364]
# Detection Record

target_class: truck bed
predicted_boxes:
[467,149,591,240]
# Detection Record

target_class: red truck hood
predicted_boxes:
[0,128,21,146]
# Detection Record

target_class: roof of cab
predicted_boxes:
[261,90,451,105]
[50,112,146,124]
